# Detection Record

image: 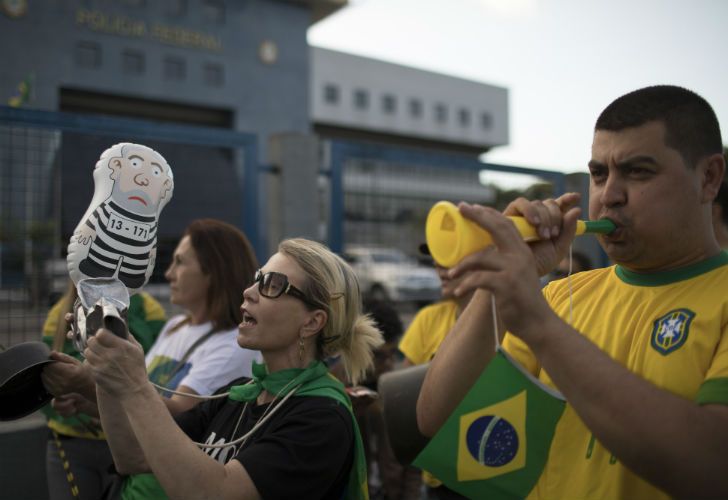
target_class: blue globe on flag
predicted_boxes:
[465,415,519,467]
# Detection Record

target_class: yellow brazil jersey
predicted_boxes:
[399,300,459,365]
[399,299,460,488]
[503,252,728,500]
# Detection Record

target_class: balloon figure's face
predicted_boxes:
[109,148,172,215]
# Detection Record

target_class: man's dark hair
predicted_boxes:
[362,299,403,344]
[595,85,722,167]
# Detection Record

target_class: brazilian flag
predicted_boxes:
[7,74,32,108]
[414,348,565,499]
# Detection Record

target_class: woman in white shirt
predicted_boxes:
[42,218,261,499]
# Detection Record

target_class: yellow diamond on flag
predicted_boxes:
[457,390,527,481]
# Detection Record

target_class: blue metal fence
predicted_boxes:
[326,139,566,255]
[0,106,261,255]
[0,106,260,346]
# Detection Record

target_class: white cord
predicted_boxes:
[490,244,576,350]
[151,381,230,399]
[491,293,499,350]
[194,382,300,449]
[149,372,304,449]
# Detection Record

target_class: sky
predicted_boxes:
[309,0,728,185]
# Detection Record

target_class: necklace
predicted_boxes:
[195,377,301,450]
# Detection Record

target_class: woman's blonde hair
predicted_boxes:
[278,238,383,384]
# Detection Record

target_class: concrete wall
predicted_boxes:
[0,0,313,154]
[311,46,509,149]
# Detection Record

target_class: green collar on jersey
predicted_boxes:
[615,251,728,286]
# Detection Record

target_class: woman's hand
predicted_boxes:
[51,393,100,418]
[52,393,81,417]
[41,351,95,398]
[84,329,149,400]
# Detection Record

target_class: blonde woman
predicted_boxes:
[84,238,384,499]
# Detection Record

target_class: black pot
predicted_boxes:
[0,341,54,421]
[378,363,431,465]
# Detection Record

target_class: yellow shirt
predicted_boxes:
[399,300,459,365]
[399,300,460,488]
[504,254,728,500]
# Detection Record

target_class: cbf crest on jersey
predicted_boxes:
[651,309,695,355]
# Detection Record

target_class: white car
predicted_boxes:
[343,246,441,304]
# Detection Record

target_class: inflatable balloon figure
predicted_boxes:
[0,143,173,420]
[67,143,174,293]
[67,143,173,351]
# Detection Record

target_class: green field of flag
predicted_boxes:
[415,349,565,499]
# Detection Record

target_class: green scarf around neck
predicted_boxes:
[229,360,369,500]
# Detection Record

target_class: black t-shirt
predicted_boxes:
[175,377,354,499]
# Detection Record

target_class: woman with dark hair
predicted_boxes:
[84,238,384,499]
[145,218,261,416]
[43,218,261,499]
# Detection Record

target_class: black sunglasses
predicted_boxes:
[254,269,318,308]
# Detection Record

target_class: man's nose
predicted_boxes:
[599,174,627,207]
[134,173,149,186]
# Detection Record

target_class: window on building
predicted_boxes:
[122,50,145,75]
[481,112,494,130]
[409,98,422,118]
[203,63,224,87]
[75,41,101,68]
[202,0,225,24]
[459,108,471,127]
[435,103,448,123]
[382,94,396,114]
[353,89,369,110]
[324,84,340,105]
[164,56,186,81]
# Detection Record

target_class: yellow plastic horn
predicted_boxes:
[425,201,615,267]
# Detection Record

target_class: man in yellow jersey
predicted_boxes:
[400,244,474,367]
[417,85,728,499]
[399,245,473,499]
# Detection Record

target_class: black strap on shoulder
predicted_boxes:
[166,326,218,384]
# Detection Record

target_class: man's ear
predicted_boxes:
[160,179,172,200]
[109,159,123,181]
[300,309,328,340]
[700,153,726,204]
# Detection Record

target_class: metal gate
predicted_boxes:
[327,139,568,255]
[323,139,577,304]
[0,106,259,347]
